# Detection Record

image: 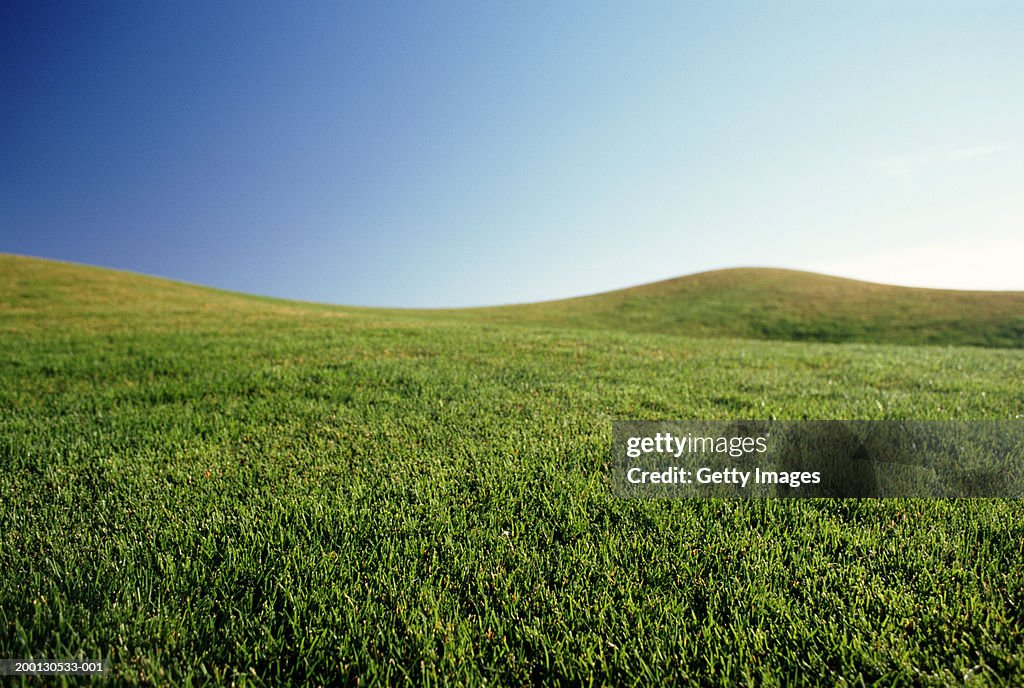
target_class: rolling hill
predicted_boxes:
[4,253,1023,347]
[455,267,1024,348]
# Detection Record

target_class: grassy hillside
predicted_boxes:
[5,255,1023,347]
[2,253,1024,686]
[448,268,1024,348]
[0,254,359,335]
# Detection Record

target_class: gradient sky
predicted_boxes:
[3,2,1022,307]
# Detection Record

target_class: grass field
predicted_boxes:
[2,253,1023,686]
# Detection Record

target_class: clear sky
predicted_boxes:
[3,1,1022,307]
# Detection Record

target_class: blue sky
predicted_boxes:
[3,2,1022,307]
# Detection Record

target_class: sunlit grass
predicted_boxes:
[2,254,1023,686]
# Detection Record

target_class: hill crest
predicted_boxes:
[3,253,1022,347]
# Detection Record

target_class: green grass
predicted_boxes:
[2,253,1023,686]
[440,267,1024,348]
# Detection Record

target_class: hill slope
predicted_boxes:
[451,268,1024,347]
[3,254,1023,347]
[0,253,351,335]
